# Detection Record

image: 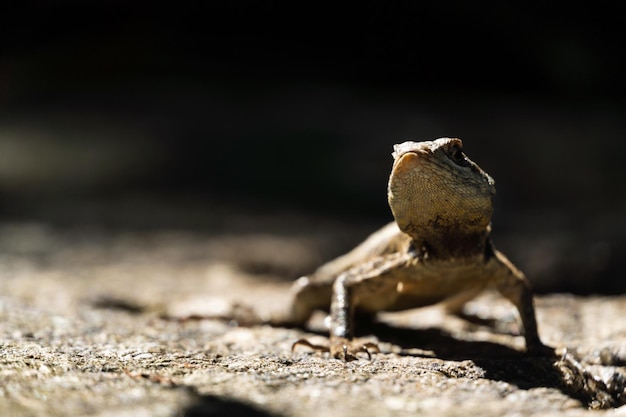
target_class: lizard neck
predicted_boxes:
[409,227,491,260]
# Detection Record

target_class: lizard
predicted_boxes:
[234,138,553,360]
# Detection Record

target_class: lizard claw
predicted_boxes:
[292,337,379,361]
[331,337,380,361]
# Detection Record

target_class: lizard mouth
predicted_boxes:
[391,145,442,175]
[392,148,448,178]
[391,151,422,177]
[391,142,428,161]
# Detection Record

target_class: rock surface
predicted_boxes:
[0,222,625,417]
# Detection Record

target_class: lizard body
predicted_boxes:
[275,138,549,359]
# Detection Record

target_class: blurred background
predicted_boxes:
[0,1,624,294]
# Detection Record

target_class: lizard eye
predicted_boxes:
[446,145,469,167]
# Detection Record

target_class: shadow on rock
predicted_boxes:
[363,321,625,409]
[183,392,279,417]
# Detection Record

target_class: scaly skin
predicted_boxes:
[281,138,551,360]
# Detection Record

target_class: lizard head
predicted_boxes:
[387,138,496,244]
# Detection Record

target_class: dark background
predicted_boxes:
[0,2,624,293]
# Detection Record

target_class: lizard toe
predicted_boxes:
[330,337,379,361]
[291,338,329,354]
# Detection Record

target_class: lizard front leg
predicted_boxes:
[328,253,413,360]
[491,250,554,356]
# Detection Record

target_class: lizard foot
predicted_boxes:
[331,337,380,361]
[292,337,380,361]
[555,349,623,409]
